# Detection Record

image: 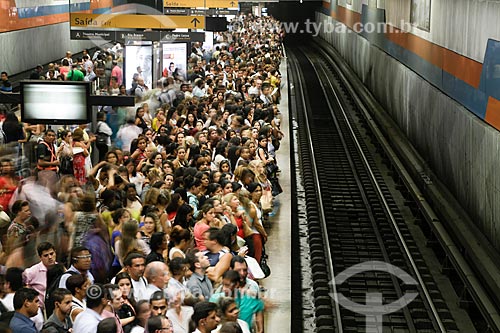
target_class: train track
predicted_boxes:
[287,40,489,332]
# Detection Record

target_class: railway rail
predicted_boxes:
[288,39,500,332]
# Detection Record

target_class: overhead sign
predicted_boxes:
[164,0,238,8]
[70,30,114,40]
[167,8,237,16]
[71,30,205,43]
[190,9,209,15]
[205,0,238,8]
[161,31,205,42]
[164,0,204,7]
[208,8,238,15]
[164,8,190,15]
[116,31,159,42]
[70,13,205,29]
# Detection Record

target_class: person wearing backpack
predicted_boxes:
[36,129,59,195]
[58,246,95,290]
[42,288,72,333]
[95,112,112,162]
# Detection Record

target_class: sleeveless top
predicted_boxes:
[169,247,186,260]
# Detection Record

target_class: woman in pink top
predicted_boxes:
[193,202,223,250]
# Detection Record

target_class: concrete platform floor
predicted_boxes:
[261,56,291,332]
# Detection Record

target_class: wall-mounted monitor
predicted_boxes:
[20,81,91,125]
[206,17,228,32]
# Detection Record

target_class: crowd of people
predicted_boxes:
[0,14,285,333]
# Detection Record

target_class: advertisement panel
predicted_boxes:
[162,43,187,81]
[125,45,153,90]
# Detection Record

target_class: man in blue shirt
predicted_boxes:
[10,287,40,333]
[0,72,12,92]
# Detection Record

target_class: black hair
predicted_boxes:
[150,290,165,303]
[220,322,243,333]
[37,241,55,256]
[184,175,202,190]
[123,252,146,267]
[112,208,129,225]
[146,315,164,332]
[149,232,166,252]
[52,288,72,304]
[220,224,237,248]
[97,317,117,333]
[71,246,90,265]
[206,227,223,244]
[222,270,240,284]
[173,204,194,229]
[86,284,106,309]
[166,193,182,214]
[114,272,132,286]
[5,267,24,291]
[168,257,186,276]
[11,200,29,215]
[13,288,39,310]
[66,274,86,295]
[247,182,261,193]
[230,255,247,269]
[46,263,66,291]
[206,183,222,197]
[174,187,188,202]
[170,227,191,245]
[191,301,218,326]
[185,249,200,272]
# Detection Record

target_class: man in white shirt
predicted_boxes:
[59,246,95,289]
[144,261,170,301]
[73,284,108,333]
[111,253,148,302]
[1,267,23,312]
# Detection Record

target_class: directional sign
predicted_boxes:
[70,30,114,40]
[164,0,204,7]
[160,31,205,42]
[190,9,209,16]
[205,0,238,8]
[208,8,238,15]
[70,13,205,30]
[116,31,160,42]
[164,8,190,15]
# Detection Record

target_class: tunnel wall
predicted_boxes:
[316,4,500,250]
[0,23,96,75]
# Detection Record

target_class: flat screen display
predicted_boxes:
[162,43,187,81]
[21,81,91,125]
[125,45,153,90]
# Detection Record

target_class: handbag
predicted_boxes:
[270,177,283,197]
[260,247,271,278]
[261,185,273,213]
[245,256,265,280]
[58,155,74,175]
[96,122,108,145]
[265,161,279,177]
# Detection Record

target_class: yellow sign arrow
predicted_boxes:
[205,0,238,8]
[163,0,204,7]
[70,13,205,29]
